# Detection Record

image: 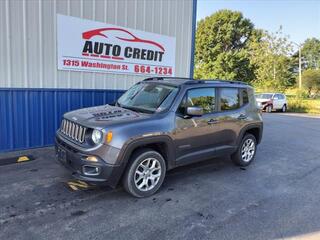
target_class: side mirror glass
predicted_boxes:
[187,107,203,116]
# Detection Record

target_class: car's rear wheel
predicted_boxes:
[122,148,166,198]
[231,133,257,167]
[282,104,287,112]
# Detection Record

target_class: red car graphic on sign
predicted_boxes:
[82,27,165,52]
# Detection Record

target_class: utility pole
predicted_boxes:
[293,41,302,89]
[298,46,302,89]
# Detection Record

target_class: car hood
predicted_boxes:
[63,104,149,128]
[256,98,271,103]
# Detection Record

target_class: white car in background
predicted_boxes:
[255,93,288,113]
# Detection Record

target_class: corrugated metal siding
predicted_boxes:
[0,0,195,152]
[0,0,194,90]
[0,88,125,152]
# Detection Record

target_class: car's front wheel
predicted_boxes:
[266,105,272,113]
[231,134,257,167]
[123,149,166,197]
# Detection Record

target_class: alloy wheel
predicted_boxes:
[241,139,256,163]
[134,158,162,191]
[267,106,272,113]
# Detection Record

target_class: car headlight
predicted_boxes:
[92,129,103,144]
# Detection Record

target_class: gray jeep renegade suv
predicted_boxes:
[55,77,263,197]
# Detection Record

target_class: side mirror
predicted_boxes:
[187,107,203,116]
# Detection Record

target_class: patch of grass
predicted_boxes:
[287,98,320,114]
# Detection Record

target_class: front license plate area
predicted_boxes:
[57,148,67,164]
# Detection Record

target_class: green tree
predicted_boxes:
[302,69,320,97]
[301,38,320,70]
[194,10,255,81]
[248,28,295,91]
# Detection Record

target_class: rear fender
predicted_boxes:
[237,123,263,146]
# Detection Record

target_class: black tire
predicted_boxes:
[282,104,287,112]
[122,148,166,198]
[231,133,257,167]
[266,105,272,113]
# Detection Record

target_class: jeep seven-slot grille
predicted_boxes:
[60,119,87,143]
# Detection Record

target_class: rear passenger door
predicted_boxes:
[276,94,286,109]
[212,88,249,154]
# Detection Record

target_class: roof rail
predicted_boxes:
[143,77,191,81]
[142,77,250,86]
[202,79,249,85]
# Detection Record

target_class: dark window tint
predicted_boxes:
[177,96,187,115]
[241,89,249,105]
[178,88,216,114]
[220,88,240,110]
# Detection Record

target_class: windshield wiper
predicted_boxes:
[120,104,154,114]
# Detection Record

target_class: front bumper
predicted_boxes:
[257,103,269,110]
[55,136,124,188]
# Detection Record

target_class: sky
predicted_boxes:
[197,0,320,47]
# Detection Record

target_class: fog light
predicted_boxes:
[85,156,98,162]
[82,165,100,176]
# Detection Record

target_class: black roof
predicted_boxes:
[142,77,251,87]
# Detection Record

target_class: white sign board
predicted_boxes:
[57,14,176,76]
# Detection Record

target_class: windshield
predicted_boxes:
[117,83,179,113]
[255,94,273,99]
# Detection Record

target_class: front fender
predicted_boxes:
[111,135,175,187]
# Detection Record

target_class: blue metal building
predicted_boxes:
[0,0,197,152]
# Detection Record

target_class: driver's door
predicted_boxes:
[173,87,221,166]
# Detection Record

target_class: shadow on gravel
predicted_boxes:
[64,155,240,195]
[57,155,235,199]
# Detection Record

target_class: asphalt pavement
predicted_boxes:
[1,113,320,240]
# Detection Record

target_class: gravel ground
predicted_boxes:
[0,113,320,240]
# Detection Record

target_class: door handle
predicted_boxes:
[207,119,218,124]
[238,114,247,120]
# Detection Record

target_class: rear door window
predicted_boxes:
[241,89,249,105]
[219,88,240,111]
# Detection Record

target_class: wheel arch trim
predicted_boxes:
[112,135,175,186]
[237,123,263,145]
